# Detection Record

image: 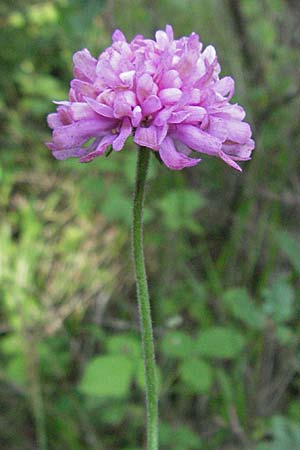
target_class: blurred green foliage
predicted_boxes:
[1,0,300,449]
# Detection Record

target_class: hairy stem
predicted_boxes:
[132,146,158,450]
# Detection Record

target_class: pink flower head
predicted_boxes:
[46,25,254,170]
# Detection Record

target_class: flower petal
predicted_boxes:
[173,124,222,155]
[70,80,99,100]
[159,136,200,170]
[134,124,168,150]
[136,73,155,103]
[183,106,206,122]
[47,113,63,129]
[155,30,170,49]
[160,70,182,89]
[70,103,99,121]
[112,118,132,151]
[215,76,235,98]
[218,150,242,172]
[159,88,182,104]
[119,70,135,88]
[96,59,120,88]
[222,138,255,160]
[46,142,88,160]
[113,91,136,118]
[142,95,162,116]
[132,106,142,127]
[169,110,191,124]
[112,29,126,42]
[80,134,116,162]
[53,119,112,149]
[73,49,97,82]
[84,97,114,118]
[209,117,252,144]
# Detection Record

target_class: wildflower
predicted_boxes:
[46,25,254,170]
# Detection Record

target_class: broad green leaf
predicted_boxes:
[223,288,264,329]
[160,422,203,450]
[107,334,141,360]
[101,185,132,225]
[161,330,194,359]
[5,355,27,386]
[262,277,295,323]
[275,326,295,345]
[79,355,133,399]
[215,369,234,407]
[179,358,213,394]
[157,189,205,232]
[100,403,127,425]
[276,231,300,275]
[196,327,246,359]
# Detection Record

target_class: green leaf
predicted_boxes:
[275,326,295,345]
[107,334,141,360]
[100,403,127,425]
[157,189,205,232]
[5,355,27,386]
[196,327,246,359]
[215,369,234,408]
[179,358,213,394]
[276,231,300,275]
[223,288,264,329]
[160,422,203,450]
[79,355,133,399]
[101,185,132,225]
[161,330,194,359]
[262,277,295,323]
[288,401,300,423]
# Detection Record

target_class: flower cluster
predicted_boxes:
[46,25,254,170]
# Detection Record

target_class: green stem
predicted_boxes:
[132,146,158,450]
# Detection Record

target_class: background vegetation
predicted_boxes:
[1,0,300,449]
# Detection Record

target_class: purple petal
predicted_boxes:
[113,91,136,118]
[134,124,168,150]
[49,145,87,160]
[215,77,235,98]
[84,97,114,118]
[155,30,170,49]
[165,24,174,40]
[112,29,126,42]
[47,113,63,129]
[209,117,252,144]
[159,88,182,104]
[53,119,113,149]
[119,70,135,88]
[218,150,242,172]
[159,136,201,170]
[132,106,142,127]
[160,70,182,89]
[153,107,173,126]
[96,59,120,88]
[112,118,132,151]
[169,110,191,124]
[80,134,115,162]
[70,80,99,100]
[173,124,222,155]
[70,103,99,121]
[183,106,206,122]
[136,73,155,103]
[73,49,97,82]
[222,138,255,160]
[142,95,162,116]
[211,104,246,121]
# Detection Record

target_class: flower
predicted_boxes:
[46,25,254,170]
